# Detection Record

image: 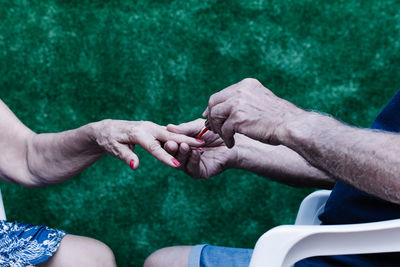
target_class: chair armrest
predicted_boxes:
[249,218,400,267]
[295,190,331,225]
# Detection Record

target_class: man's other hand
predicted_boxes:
[164,119,237,179]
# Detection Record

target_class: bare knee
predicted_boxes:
[88,238,116,267]
[144,246,193,267]
[39,234,116,267]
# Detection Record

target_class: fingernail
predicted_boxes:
[196,147,204,151]
[171,158,181,167]
[195,138,205,143]
[129,160,135,170]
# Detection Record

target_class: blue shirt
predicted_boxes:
[296,90,400,267]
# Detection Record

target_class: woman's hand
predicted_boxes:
[90,120,205,170]
[163,119,238,179]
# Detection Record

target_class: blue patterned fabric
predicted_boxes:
[0,220,66,267]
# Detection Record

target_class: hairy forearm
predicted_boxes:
[280,112,400,204]
[27,123,104,186]
[232,134,335,188]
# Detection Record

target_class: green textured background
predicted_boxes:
[0,0,399,266]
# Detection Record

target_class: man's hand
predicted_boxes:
[204,78,306,148]
[165,118,334,188]
[164,119,237,179]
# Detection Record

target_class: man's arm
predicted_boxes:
[0,99,203,187]
[166,119,335,189]
[281,112,400,203]
[205,78,400,204]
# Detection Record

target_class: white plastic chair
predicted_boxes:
[249,190,400,267]
[0,189,6,220]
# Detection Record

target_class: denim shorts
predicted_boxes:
[188,245,319,267]
[188,244,253,267]
[188,244,392,267]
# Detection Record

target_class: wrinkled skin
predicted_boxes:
[164,119,237,179]
[204,78,304,148]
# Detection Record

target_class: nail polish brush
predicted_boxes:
[198,119,210,138]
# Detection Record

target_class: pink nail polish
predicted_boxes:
[195,138,204,143]
[130,160,135,170]
[196,147,204,151]
[171,158,181,167]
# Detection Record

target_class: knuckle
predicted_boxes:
[241,78,260,87]
[128,128,139,139]
[232,97,245,106]
[208,93,219,106]
[232,109,246,120]
[141,121,153,127]
[209,107,215,118]
[235,88,244,94]
[167,132,179,141]
[208,97,214,107]
[148,142,161,153]
[100,119,113,125]
[111,147,122,158]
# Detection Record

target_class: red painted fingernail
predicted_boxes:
[130,160,135,170]
[196,147,204,151]
[171,158,181,167]
[195,138,205,143]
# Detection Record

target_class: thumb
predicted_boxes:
[113,143,140,170]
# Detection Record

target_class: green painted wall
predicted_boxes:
[0,0,399,266]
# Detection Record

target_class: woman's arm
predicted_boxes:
[0,99,203,187]
[0,99,37,186]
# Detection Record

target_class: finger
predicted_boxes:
[158,130,205,147]
[164,141,179,156]
[130,153,140,170]
[202,108,209,118]
[179,142,191,154]
[207,82,240,109]
[203,83,240,130]
[186,150,203,179]
[220,114,236,148]
[111,142,140,170]
[143,140,182,168]
[174,143,191,168]
[167,119,205,136]
[208,101,233,137]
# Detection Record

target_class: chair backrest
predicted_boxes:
[0,189,6,220]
